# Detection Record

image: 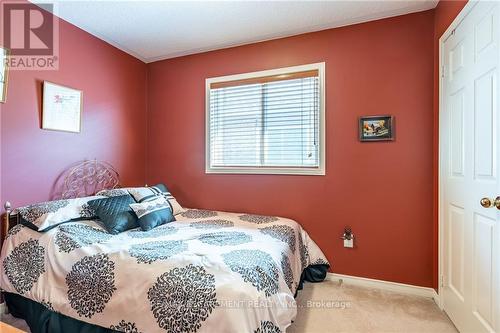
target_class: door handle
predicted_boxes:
[480,197,500,210]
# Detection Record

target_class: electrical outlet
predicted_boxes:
[343,238,354,248]
[342,226,354,248]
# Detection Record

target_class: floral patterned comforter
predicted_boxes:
[0,209,329,333]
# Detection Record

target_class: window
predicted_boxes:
[206,63,325,175]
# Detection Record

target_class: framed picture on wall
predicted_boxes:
[42,81,83,133]
[0,47,9,103]
[359,115,394,141]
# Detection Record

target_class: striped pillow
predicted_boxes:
[126,184,185,216]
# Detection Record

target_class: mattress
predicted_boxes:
[1,208,330,333]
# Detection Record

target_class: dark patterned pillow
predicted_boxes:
[87,195,139,234]
[129,196,175,231]
[16,196,103,232]
[126,184,185,216]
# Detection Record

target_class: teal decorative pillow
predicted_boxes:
[16,195,102,232]
[87,195,139,234]
[126,184,185,215]
[129,196,175,231]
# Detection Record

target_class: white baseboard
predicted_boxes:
[326,273,440,304]
[432,289,441,309]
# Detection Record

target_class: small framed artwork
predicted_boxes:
[42,81,83,133]
[359,115,394,142]
[0,47,9,103]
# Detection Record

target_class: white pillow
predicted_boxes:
[15,195,103,231]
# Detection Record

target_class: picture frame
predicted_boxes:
[359,115,394,142]
[42,81,83,133]
[0,47,9,103]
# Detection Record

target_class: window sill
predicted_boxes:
[205,167,325,176]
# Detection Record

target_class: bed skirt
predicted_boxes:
[4,263,329,333]
[5,292,114,333]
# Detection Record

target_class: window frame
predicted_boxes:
[205,62,326,176]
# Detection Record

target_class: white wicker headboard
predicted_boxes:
[61,160,119,199]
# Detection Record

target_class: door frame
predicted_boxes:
[438,0,480,310]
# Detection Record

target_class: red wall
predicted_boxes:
[432,0,468,289]
[0,1,467,288]
[0,4,148,208]
[147,11,436,287]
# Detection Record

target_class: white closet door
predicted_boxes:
[441,1,500,332]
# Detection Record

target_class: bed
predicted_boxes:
[0,161,330,333]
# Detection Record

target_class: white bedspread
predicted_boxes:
[1,209,329,333]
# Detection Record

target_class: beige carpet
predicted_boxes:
[288,280,457,333]
[1,280,457,333]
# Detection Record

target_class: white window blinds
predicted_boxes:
[206,63,325,175]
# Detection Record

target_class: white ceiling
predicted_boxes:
[34,0,438,63]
